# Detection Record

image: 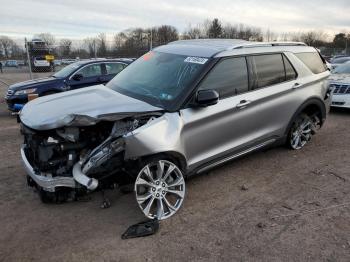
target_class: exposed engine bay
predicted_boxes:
[21,115,160,202]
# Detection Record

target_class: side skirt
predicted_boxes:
[194,138,277,175]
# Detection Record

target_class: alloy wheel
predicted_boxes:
[135,160,185,220]
[290,115,313,150]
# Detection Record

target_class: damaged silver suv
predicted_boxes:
[20,39,331,220]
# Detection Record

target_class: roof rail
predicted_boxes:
[232,42,307,50]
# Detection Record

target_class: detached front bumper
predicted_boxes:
[21,145,77,192]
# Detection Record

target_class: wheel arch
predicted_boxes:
[136,151,188,174]
[285,97,326,136]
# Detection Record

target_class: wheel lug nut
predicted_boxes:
[156,181,160,185]
[152,188,156,192]
[156,193,160,197]
[162,183,166,187]
[162,191,165,194]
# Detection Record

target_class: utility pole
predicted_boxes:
[93,39,97,59]
[150,29,153,51]
[25,38,33,80]
[345,37,348,55]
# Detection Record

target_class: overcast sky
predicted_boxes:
[1,0,349,40]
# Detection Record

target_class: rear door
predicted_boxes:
[243,53,300,141]
[68,63,104,90]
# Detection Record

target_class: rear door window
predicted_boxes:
[251,54,286,89]
[295,52,327,74]
[78,64,102,78]
[105,62,126,75]
[199,57,249,98]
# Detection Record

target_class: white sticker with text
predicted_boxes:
[184,57,208,64]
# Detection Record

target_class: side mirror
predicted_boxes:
[72,73,83,81]
[196,89,219,107]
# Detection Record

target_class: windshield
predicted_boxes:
[53,62,81,78]
[106,51,207,109]
[333,62,350,74]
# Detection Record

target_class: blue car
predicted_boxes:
[5,59,133,112]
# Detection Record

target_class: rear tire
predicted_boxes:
[287,113,314,150]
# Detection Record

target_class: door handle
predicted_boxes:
[292,83,302,89]
[236,100,251,109]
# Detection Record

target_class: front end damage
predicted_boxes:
[21,115,160,202]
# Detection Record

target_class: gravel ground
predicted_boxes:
[0,71,349,262]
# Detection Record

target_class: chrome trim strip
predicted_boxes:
[197,139,276,173]
[21,145,76,191]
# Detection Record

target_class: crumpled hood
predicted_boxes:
[20,85,163,130]
[9,77,60,91]
[328,74,350,84]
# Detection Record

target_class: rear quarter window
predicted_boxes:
[105,63,126,75]
[295,52,327,74]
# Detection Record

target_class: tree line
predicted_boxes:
[1,18,350,60]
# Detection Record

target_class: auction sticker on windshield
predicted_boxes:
[184,57,208,64]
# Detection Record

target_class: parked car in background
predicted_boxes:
[5,58,133,111]
[329,61,350,108]
[330,56,350,70]
[53,59,62,66]
[19,39,331,220]
[17,60,25,66]
[33,56,51,71]
[62,58,77,65]
[5,60,19,68]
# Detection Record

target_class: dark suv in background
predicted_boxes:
[5,58,133,111]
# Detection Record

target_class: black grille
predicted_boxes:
[332,84,350,95]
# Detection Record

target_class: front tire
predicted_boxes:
[134,159,185,220]
[288,113,314,150]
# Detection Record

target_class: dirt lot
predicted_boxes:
[0,70,349,262]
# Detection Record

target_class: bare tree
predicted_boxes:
[34,33,55,46]
[114,32,127,49]
[264,28,276,42]
[84,37,98,57]
[97,33,108,57]
[222,23,238,39]
[59,38,72,58]
[299,31,328,47]
[0,36,15,58]
[183,24,202,39]
[156,25,178,45]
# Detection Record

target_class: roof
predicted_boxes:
[169,39,249,50]
[76,58,133,65]
[154,39,308,58]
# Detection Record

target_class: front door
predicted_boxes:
[68,63,104,90]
